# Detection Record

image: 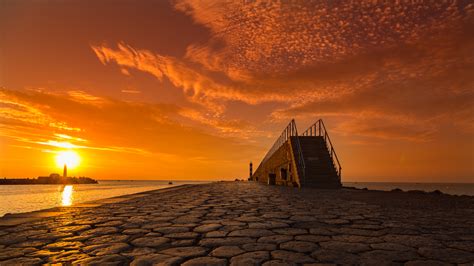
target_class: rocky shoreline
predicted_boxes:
[0,182,473,265]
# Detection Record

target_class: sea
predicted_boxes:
[343,182,474,196]
[0,180,208,217]
[0,181,472,217]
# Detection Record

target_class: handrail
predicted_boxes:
[302,119,342,181]
[254,119,306,183]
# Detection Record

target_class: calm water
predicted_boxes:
[0,180,208,217]
[343,182,474,196]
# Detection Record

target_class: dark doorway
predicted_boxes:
[268,173,276,185]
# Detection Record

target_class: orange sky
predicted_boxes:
[1,1,473,182]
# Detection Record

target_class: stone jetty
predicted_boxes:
[0,182,473,265]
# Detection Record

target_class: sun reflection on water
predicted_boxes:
[61,185,73,206]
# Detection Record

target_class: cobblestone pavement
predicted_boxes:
[0,182,473,265]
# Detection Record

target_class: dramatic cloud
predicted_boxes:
[91,1,473,142]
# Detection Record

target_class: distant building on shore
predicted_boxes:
[0,174,98,185]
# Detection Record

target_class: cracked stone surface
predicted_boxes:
[0,182,473,265]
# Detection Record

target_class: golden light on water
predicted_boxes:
[61,185,73,206]
[55,150,80,169]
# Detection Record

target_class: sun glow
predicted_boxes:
[55,150,80,169]
[61,185,73,206]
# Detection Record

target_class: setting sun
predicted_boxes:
[55,150,80,169]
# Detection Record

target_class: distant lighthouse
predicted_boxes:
[63,164,67,178]
[249,161,253,180]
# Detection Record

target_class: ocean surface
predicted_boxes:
[0,180,208,217]
[1,181,472,217]
[343,182,474,196]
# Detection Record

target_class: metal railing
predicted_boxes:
[302,119,342,180]
[254,119,306,183]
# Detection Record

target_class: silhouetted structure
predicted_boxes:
[63,164,67,178]
[249,161,253,181]
[251,119,341,188]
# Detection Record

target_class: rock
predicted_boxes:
[131,237,170,248]
[308,228,333,236]
[80,227,119,237]
[0,234,27,245]
[123,228,150,235]
[11,240,49,248]
[332,234,382,244]
[272,228,307,236]
[319,241,371,253]
[164,232,199,239]
[194,224,222,233]
[262,260,296,266]
[171,239,196,247]
[228,229,274,238]
[153,227,190,234]
[0,248,24,261]
[96,220,124,227]
[45,241,84,250]
[181,256,227,266]
[121,247,156,257]
[241,243,277,251]
[53,225,91,233]
[73,254,127,265]
[199,237,255,247]
[130,253,183,266]
[248,222,289,229]
[230,251,270,265]
[205,231,228,238]
[294,234,331,243]
[83,242,130,256]
[160,247,207,258]
[280,241,318,253]
[235,216,264,222]
[322,219,350,225]
[26,249,60,258]
[359,250,420,264]
[85,234,129,245]
[257,235,292,244]
[210,246,245,257]
[47,250,90,263]
[387,233,444,247]
[0,256,43,265]
[405,260,451,266]
[271,250,315,264]
[311,249,360,264]
[370,242,413,251]
[330,228,385,237]
[417,247,474,264]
